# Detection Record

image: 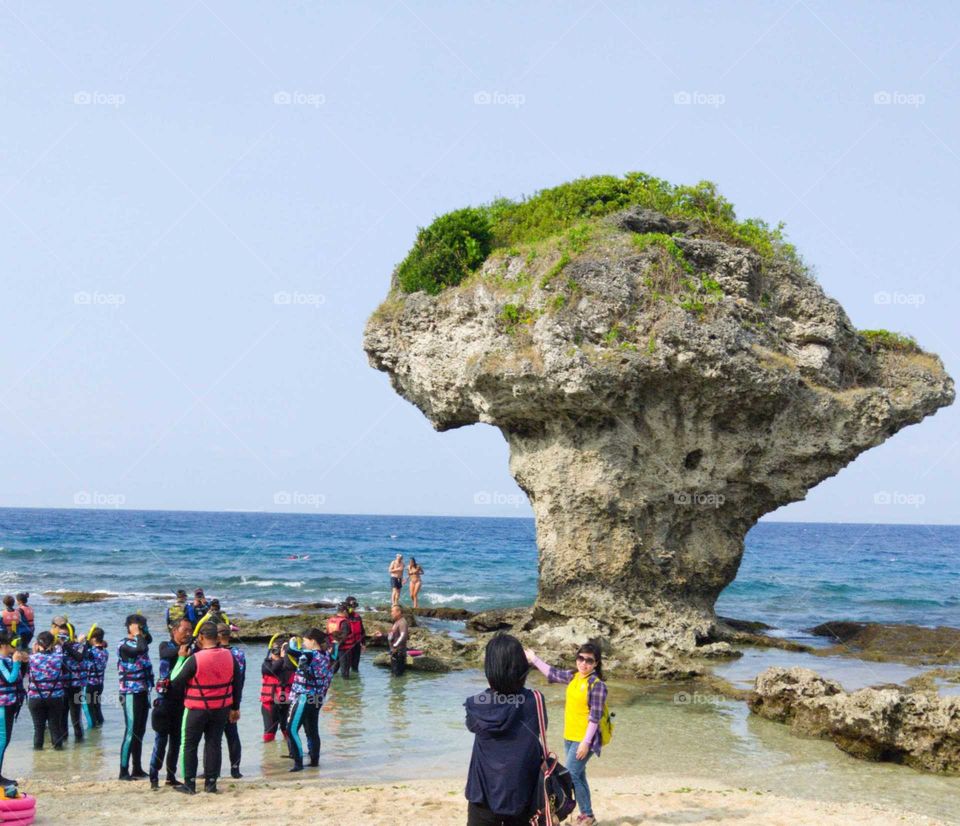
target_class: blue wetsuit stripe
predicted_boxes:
[121,693,134,767]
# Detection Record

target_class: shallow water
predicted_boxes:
[6,651,959,823]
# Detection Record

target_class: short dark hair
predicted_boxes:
[36,630,54,649]
[0,630,12,647]
[484,634,529,695]
[198,622,218,640]
[125,614,147,629]
[2,595,13,609]
[303,628,326,646]
[90,627,105,643]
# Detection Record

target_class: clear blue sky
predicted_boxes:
[1,2,957,522]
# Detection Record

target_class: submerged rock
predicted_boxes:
[748,666,960,773]
[365,186,954,674]
[809,621,960,665]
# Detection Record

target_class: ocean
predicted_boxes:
[1,509,957,633]
[1,509,958,821]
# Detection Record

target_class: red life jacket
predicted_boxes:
[183,648,234,710]
[344,616,364,649]
[260,670,291,706]
[326,616,346,646]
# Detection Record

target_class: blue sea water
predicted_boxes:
[0,509,957,634]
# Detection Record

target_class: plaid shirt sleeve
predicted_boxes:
[547,665,574,685]
[587,677,607,723]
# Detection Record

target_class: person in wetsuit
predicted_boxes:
[170,621,242,795]
[26,630,66,750]
[285,629,333,772]
[118,613,153,780]
[217,623,246,779]
[148,618,192,789]
[260,638,295,751]
[84,627,108,728]
[54,620,89,741]
[0,630,29,787]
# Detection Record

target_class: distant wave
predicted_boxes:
[239,577,305,588]
[424,592,484,604]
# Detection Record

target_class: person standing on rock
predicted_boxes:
[387,605,408,677]
[407,558,423,608]
[525,642,608,826]
[388,554,405,606]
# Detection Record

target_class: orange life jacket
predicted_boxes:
[183,647,234,710]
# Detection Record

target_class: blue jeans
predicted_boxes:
[564,738,593,816]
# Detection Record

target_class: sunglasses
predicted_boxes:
[576,654,596,665]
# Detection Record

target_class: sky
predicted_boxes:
[0,1,958,523]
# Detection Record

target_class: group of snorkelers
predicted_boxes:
[0,588,411,795]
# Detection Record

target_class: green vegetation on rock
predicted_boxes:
[395,173,798,294]
[859,329,920,353]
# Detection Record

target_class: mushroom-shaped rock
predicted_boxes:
[364,177,954,669]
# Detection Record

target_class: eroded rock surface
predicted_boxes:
[749,666,960,773]
[365,207,953,672]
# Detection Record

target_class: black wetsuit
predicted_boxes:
[149,639,184,785]
[261,655,295,745]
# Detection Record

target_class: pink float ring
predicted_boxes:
[1,813,35,825]
[0,795,35,813]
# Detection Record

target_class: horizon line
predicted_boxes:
[0,504,956,528]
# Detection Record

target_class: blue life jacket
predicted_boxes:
[27,650,65,700]
[0,657,21,707]
[117,641,153,695]
[15,608,31,637]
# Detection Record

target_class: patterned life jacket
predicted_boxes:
[290,648,333,699]
[87,646,109,685]
[61,642,86,688]
[0,656,22,707]
[183,647,235,710]
[117,640,154,695]
[229,646,246,677]
[27,650,65,700]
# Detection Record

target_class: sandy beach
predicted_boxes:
[20,774,948,825]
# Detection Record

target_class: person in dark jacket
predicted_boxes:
[148,618,192,789]
[117,614,153,780]
[464,634,544,826]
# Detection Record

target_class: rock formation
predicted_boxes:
[749,666,960,773]
[364,198,954,673]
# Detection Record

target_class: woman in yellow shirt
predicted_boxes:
[526,642,607,826]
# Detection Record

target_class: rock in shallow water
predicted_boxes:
[365,200,954,674]
[748,666,960,773]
